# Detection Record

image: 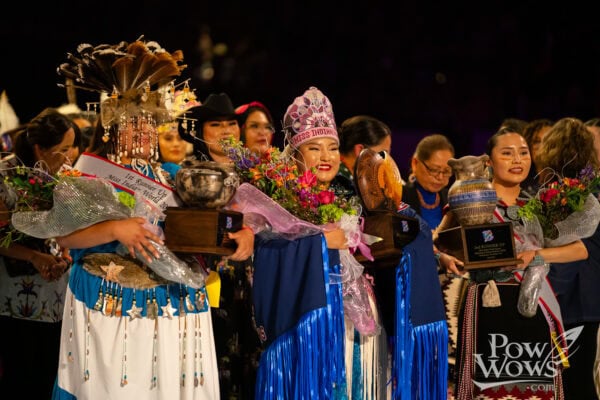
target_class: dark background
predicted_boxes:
[2,1,599,176]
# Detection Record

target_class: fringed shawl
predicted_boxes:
[253,234,347,399]
[393,211,449,399]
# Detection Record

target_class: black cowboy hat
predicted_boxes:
[180,92,239,146]
[191,93,238,123]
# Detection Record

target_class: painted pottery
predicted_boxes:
[447,154,497,225]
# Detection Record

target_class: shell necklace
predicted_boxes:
[416,187,440,210]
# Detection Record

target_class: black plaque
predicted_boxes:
[164,208,243,255]
[355,211,420,267]
[435,222,521,270]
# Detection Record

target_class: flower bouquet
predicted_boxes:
[7,167,205,289]
[221,138,380,335]
[517,165,600,247]
[515,165,600,317]
[0,162,82,248]
[221,137,359,226]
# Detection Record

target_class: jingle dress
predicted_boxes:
[52,159,219,400]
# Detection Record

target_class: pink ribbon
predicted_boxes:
[348,216,376,262]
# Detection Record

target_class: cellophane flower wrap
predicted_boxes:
[515,165,600,317]
[517,165,600,247]
[7,167,204,288]
[222,137,381,335]
[0,159,61,247]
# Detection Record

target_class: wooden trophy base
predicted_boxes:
[355,211,420,268]
[435,222,521,270]
[164,207,243,255]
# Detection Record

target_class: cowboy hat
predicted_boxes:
[191,93,238,123]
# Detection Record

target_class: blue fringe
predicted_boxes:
[52,379,76,400]
[393,251,412,399]
[411,320,448,400]
[255,236,347,399]
[351,330,363,399]
[392,251,449,400]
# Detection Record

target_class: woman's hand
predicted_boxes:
[516,249,537,268]
[227,227,255,261]
[324,228,348,250]
[60,247,73,265]
[114,217,163,262]
[438,252,466,276]
[30,251,68,282]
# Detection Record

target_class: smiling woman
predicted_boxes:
[235,101,275,155]
[438,127,595,400]
[0,107,75,399]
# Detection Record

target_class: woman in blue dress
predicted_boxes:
[44,37,254,400]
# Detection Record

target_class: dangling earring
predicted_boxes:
[102,127,111,143]
[183,80,190,102]
[86,102,99,115]
[189,119,196,137]
[151,117,159,162]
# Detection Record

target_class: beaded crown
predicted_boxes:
[283,87,338,148]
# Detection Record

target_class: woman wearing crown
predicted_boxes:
[221,87,447,399]
[39,38,253,400]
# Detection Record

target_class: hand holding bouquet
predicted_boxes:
[518,165,600,247]
[516,165,600,317]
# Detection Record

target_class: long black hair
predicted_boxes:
[13,107,75,167]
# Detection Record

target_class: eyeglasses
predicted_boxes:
[246,122,275,133]
[417,158,453,178]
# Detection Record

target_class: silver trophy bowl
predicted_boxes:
[175,160,240,208]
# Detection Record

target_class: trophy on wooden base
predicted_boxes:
[435,222,521,269]
[164,161,243,255]
[434,154,521,270]
[353,148,419,266]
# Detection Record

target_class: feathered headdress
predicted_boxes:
[57,36,186,127]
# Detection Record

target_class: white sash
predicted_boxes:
[74,153,182,210]
[493,207,569,363]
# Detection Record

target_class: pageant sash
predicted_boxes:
[74,153,181,210]
[492,208,568,359]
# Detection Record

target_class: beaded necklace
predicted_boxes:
[416,186,440,210]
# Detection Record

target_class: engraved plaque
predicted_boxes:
[164,208,243,255]
[435,222,521,270]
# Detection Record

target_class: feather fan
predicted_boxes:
[57,37,186,98]
[57,36,187,127]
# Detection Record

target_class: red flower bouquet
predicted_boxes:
[518,165,600,246]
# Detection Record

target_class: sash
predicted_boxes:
[493,207,569,362]
[74,153,181,210]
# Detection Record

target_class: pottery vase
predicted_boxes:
[447,154,497,225]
